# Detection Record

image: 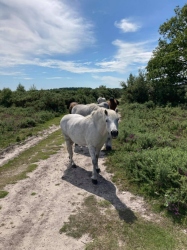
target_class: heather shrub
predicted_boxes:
[107,103,187,222]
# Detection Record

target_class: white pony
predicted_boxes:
[71,102,110,114]
[71,103,99,116]
[60,108,119,184]
[71,103,113,150]
[97,102,109,109]
[97,97,106,104]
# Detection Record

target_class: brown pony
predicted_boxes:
[107,97,119,110]
[69,102,78,113]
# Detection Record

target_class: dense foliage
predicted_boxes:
[146,4,187,105]
[0,85,121,109]
[121,4,187,106]
[107,103,187,224]
[121,70,149,104]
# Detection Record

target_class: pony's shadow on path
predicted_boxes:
[62,165,137,224]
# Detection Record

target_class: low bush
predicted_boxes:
[20,118,36,128]
[107,103,187,223]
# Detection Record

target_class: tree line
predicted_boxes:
[0,84,122,113]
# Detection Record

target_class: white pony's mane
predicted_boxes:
[91,107,118,118]
[89,108,108,123]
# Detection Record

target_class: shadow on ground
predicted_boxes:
[62,164,137,224]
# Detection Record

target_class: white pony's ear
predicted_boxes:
[104,109,108,116]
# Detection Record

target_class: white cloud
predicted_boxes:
[114,19,141,32]
[0,0,155,77]
[0,0,95,61]
[0,70,23,76]
[46,76,63,80]
[23,78,33,80]
[0,38,154,76]
[114,39,153,62]
[96,39,153,73]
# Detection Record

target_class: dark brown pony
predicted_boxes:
[107,97,119,110]
[69,102,78,113]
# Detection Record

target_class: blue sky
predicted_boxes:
[0,0,186,91]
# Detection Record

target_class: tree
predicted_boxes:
[0,88,12,107]
[16,83,26,92]
[121,70,149,103]
[29,84,37,91]
[146,4,187,105]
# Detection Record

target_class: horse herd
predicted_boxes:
[68,96,119,114]
[60,97,120,184]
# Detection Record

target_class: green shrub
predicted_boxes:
[0,190,8,198]
[108,103,187,222]
[112,147,187,215]
[145,100,155,109]
[20,118,36,128]
[36,111,55,123]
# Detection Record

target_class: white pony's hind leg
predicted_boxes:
[66,138,76,168]
[88,145,100,184]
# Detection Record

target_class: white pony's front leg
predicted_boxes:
[66,138,76,168]
[88,145,100,184]
[105,135,112,151]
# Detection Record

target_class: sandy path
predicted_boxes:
[0,129,156,250]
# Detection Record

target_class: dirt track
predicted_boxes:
[0,128,155,250]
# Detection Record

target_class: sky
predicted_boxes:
[0,0,186,91]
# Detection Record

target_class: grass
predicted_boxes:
[0,190,9,199]
[59,195,187,250]
[0,129,64,190]
[0,111,64,194]
[0,115,61,150]
[31,192,37,196]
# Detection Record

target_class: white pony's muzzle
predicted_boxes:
[111,130,118,139]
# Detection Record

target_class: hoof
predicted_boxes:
[72,164,77,168]
[92,179,98,185]
[96,168,100,173]
[106,146,112,151]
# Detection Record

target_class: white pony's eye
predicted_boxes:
[105,119,108,122]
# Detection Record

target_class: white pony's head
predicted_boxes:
[91,108,119,138]
[104,109,119,139]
